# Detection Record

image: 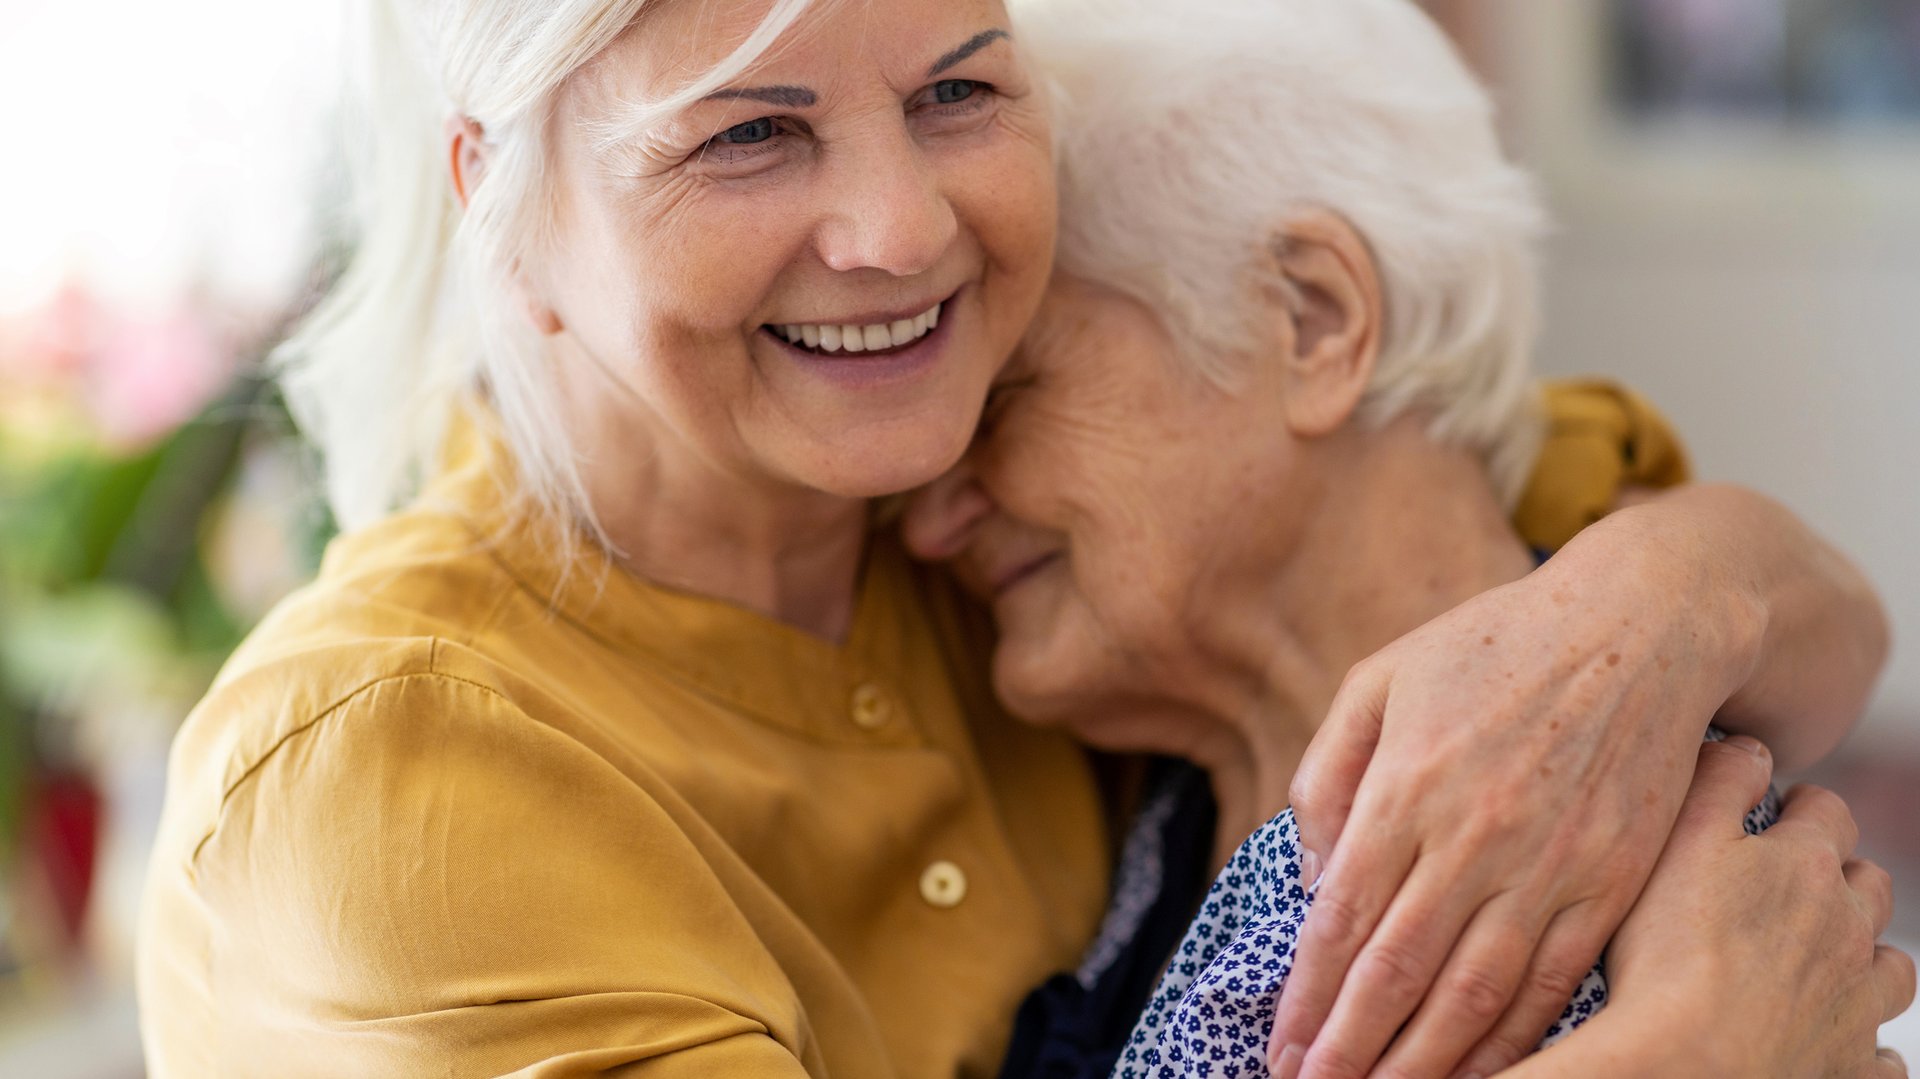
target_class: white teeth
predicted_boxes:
[773,299,947,355]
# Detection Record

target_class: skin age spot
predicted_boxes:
[1657,656,1673,673]
[1607,653,1621,667]
[1482,635,1495,646]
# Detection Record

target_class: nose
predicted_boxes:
[816,130,958,277]
[902,458,995,563]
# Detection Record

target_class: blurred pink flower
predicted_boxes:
[3,282,104,387]
[86,299,235,449]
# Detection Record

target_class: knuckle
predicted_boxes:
[1477,1031,1539,1070]
[1336,655,1381,696]
[1305,1044,1370,1079]
[1445,964,1515,1022]
[1862,860,1895,900]
[1359,939,1432,1001]
[1289,772,1321,812]
[1306,891,1370,947]
[1797,785,1859,834]
[1524,960,1589,1002]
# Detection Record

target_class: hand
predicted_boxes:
[1269,544,1762,1079]
[1604,738,1914,1078]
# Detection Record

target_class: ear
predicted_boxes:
[447,115,565,336]
[1267,210,1382,439]
[446,115,488,209]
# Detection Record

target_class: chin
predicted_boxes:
[990,633,1092,730]
[788,411,980,499]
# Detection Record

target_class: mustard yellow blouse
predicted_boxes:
[137,381,1680,1077]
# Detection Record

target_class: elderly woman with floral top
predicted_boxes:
[906,0,1912,1075]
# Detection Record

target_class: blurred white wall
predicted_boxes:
[0,0,342,313]
[1493,1,1920,746]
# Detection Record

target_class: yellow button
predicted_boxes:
[919,860,968,909]
[850,683,893,730]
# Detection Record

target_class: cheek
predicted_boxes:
[553,173,806,352]
[946,124,1056,336]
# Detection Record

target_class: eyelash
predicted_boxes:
[695,80,999,165]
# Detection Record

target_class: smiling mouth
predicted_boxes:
[762,297,947,358]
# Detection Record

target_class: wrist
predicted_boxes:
[1548,501,1767,705]
[1515,995,1738,1076]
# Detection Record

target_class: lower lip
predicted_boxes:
[994,552,1062,599]
[762,291,960,388]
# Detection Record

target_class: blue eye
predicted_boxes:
[933,80,980,105]
[717,117,777,144]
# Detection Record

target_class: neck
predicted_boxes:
[558,360,871,642]
[1182,418,1540,863]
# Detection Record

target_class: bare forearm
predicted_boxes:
[1563,482,1888,769]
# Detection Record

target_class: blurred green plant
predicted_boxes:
[0,374,330,853]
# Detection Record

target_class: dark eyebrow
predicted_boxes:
[928,29,1011,77]
[702,85,818,108]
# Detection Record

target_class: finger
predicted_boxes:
[1290,659,1390,877]
[1266,820,1418,1076]
[1671,738,1774,845]
[1370,892,1544,1079]
[1848,859,1896,938]
[1877,944,1917,1025]
[1773,784,1861,863]
[1451,901,1613,1078]
[1877,1047,1909,1078]
[1290,858,1494,1079]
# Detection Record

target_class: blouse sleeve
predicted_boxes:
[1513,378,1693,551]
[184,672,819,1077]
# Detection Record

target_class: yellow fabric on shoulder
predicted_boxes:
[1513,379,1693,551]
[137,419,1112,1078]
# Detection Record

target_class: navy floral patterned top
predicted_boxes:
[1000,734,1780,1079]
[1113,728,1780,1077]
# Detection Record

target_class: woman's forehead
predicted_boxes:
[577,0,1013,106]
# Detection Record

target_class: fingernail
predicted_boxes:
[1271,1044,1304,1079]
[1724,735,1767,757]
[1301,849,1322,889]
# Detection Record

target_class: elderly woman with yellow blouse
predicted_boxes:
[905,0,1910,1075]
[135,0,1897,1075]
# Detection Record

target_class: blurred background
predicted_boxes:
[0,0,1914,1073]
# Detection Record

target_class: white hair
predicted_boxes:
[1012,0,1547,503]
[276,0,814,535]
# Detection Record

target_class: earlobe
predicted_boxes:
[519,293,565,336]
[1269,211,1383,439]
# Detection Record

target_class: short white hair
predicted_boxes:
[1012,0,1547,502]
[277,0,813,535]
